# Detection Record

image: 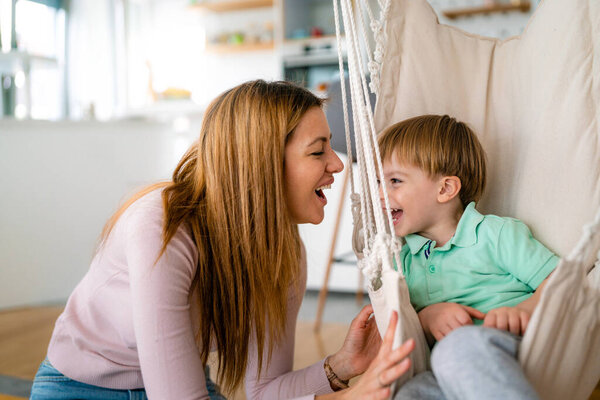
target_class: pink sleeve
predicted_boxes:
[244,245,334,400]
[126,204,210,400]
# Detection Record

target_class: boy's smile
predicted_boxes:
[390,208,403,226]
[378,155,459,245]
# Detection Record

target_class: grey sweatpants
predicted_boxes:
[395,326,539,400]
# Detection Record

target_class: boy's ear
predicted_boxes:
[438,176,461,203]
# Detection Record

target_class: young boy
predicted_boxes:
[378,115,558,399]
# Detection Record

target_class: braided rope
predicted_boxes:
[350,0,398,267]
[346,4,387,248]
[341,0,386,234]
[356,1,376,85]
[335,0,402,285]
[340,0,380,280]
[368,0,391,94]
[332,0,355,195]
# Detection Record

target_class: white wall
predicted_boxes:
[0,118,357,308]
[0,119,177,309]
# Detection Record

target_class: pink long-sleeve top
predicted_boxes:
[47,190,334,399]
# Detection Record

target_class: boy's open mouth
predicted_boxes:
[390,208,403,224]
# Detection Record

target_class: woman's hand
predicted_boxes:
[418,303,485,344]
[327,305,382,381]
[342,311,415,400]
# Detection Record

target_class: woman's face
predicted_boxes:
[284,107,344,224]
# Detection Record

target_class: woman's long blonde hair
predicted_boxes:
[100,80,324,393]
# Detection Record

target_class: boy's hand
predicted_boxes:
[418,303,485,344]
[483,306,530,336]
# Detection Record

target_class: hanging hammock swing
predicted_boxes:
[332,0,600,398]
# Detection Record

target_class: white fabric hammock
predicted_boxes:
[332,0,600,398]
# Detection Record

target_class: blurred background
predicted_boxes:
[0,0,542,311]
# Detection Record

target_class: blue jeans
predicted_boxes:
[395,326,539,400]
[30,358,226,399]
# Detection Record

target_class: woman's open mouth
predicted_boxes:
[315,184,331,205]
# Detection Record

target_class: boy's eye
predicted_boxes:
[391,178,402,184]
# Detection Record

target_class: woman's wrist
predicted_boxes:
[326,353,354,381]
[324,356,350,391]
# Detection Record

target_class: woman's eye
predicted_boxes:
[311,151,324,156]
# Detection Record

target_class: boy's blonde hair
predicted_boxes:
[378,114,487,206]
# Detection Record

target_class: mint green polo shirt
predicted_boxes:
[397,202,559,321]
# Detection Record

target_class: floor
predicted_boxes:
[1,291,599,400]
[0,291,362,400]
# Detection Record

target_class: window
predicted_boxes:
[0,0,66,119]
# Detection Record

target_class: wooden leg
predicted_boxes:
[314,166,350,332]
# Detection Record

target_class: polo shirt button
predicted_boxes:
[428,265,436,273]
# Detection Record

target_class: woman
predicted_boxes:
[30,80,414,399]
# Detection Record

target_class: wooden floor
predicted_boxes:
[0,307,62,381]
[0,306,598,400]
[0,306,349,400]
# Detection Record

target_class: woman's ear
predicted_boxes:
[438,176,461,203]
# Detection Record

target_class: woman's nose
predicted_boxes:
[328,150,344,174]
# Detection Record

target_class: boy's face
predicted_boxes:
[378,156,442,238]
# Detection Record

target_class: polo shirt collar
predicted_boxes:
[451,202,484,248]
[403,202,484,255]
[404,234,431,255]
